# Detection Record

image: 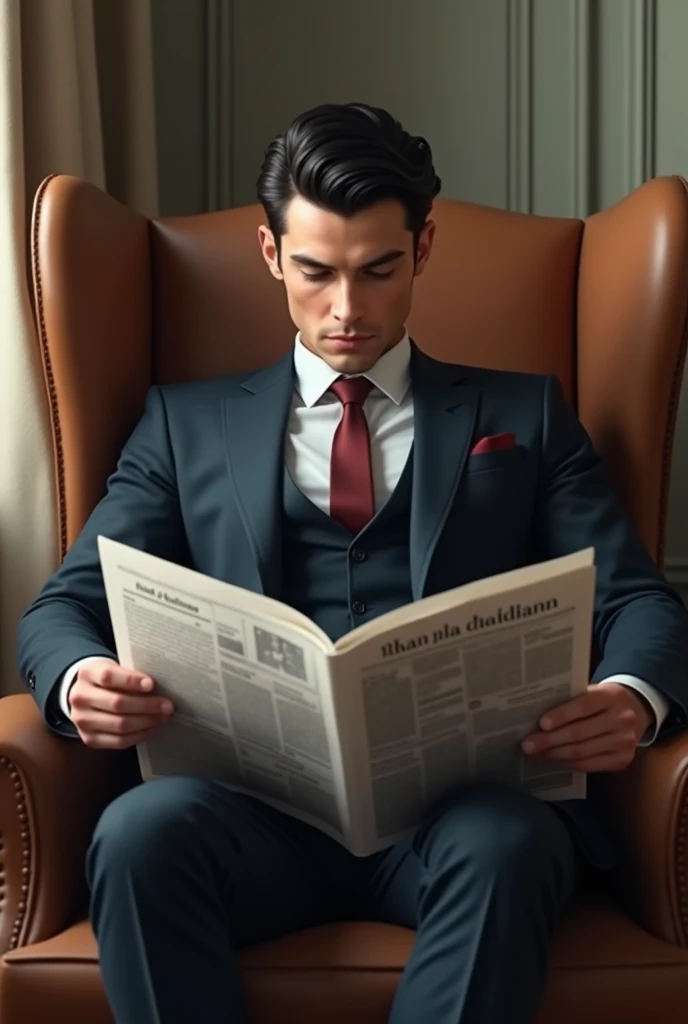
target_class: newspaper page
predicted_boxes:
[327,549,595,856]
[97,536,354,846]
[98,536,595,859]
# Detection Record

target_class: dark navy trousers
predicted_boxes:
[87,777,578,1023]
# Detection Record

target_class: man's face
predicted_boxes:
[259,195,434,374]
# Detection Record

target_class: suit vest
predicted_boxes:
[280,450,415,641]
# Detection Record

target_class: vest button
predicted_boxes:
[351,548,367,562]
[352,600,367,615]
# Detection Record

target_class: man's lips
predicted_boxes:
[327,334,373,341]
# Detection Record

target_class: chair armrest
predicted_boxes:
[0,694,137,953]
[596,729,688,947]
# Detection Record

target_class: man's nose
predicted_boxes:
[331,280,363,322]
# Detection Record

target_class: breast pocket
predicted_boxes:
[466,446,532,555]
[428,447,534,591]
[465,448,522,475]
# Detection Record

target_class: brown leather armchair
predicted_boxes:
[1,174,688,1023]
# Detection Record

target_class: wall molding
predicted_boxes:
[569,0,592,218]
[506,0,533,213]
[624,0,656,194]
[205,0,233,210]
[665,557,688,587]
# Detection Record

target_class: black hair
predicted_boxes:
[256,102,441,259]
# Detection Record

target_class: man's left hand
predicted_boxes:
[521,682,654,772]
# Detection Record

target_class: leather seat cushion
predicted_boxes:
[2,893,688,1024]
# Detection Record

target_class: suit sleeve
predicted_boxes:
[531,374,688,739]
[16,386,187,735]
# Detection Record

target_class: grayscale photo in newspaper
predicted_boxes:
[98,536,596,857]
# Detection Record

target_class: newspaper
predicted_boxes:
[98,536,596,857]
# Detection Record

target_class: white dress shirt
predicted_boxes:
[285,329,414,512]
[60,331,669,743]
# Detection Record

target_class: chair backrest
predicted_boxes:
[31,174,688,565]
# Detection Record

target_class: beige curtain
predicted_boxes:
[0,0,158,695]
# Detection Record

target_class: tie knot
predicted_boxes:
[329,376,374,407]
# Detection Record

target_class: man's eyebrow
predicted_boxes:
[288,249,406,271]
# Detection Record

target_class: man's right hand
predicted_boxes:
[68,658,175,749]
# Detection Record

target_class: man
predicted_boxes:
[17,103,688,1024]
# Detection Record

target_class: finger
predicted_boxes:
[538,686,613,732]
[79,723,163,750]
[73,709,170,736]
[83,665,154,692]
[531,729,636,763]
[522,709,618,754]
[71,682,173,717]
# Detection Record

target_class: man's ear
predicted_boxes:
[258,225,284,280]
[414,219,435,277]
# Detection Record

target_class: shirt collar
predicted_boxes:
[293,330,411,408]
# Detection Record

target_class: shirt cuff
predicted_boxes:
[597,675,670,746]
[58,657,105,721]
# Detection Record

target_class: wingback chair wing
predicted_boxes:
[1,173,688,1022]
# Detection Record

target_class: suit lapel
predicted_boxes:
[221,349,294,598]
[409,346,479,599]
[221,343,479,602]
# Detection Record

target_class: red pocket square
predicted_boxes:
[470,432,516,456]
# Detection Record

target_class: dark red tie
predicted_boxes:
[329,376,375,534]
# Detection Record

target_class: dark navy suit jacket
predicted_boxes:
[17,344,688,857]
